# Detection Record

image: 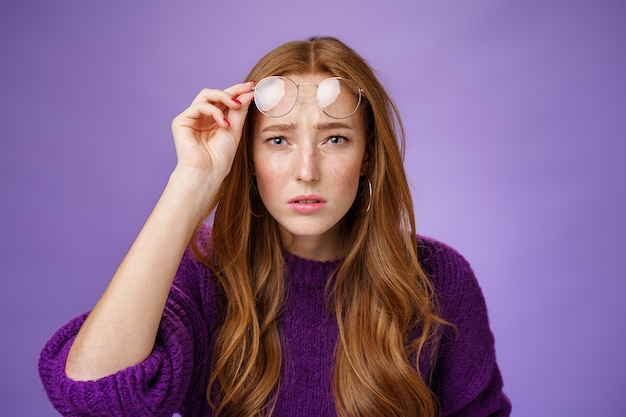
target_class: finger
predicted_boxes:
[223,80,256,98]
[191,81,255,108]
[223,90,254,129]
[189,88,242,112]
[174,101,230,129]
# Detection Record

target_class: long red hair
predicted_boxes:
[193,36,445,417]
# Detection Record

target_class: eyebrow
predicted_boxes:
[260,121,354,133]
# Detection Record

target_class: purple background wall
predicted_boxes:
[1,1,624,415]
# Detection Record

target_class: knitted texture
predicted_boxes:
[39,237,511,416]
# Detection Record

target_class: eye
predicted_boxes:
[327,135,348,145]
[267,136,287,146]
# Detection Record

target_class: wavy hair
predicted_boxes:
[193,36,446,417]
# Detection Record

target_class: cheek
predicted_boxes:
[329,159,364,196]
[252,157,280,203]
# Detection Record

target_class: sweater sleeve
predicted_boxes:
[38,249,211,417]
[419,238,512,417]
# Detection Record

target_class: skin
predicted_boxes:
[253,73,367,261]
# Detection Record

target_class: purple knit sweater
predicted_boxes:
[39,237,511,416]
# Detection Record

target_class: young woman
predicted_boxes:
[39,36,511,417]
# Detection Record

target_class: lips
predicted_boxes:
[288,195,325,204]
[288,195,326,213]
[293,199,321,204]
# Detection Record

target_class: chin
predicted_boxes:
[278,220,341,241]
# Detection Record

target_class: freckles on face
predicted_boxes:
[250,74,368,244]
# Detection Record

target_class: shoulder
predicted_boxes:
[173,225,213,292]
[416,236,474,288]
[172,226,222,322]
[417,237,511,415]
[170,248,211,304]
[416,236,487,322]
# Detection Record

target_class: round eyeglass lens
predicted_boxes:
[254,76,362,118]
[254,77,298,117]
[318,78,361,119]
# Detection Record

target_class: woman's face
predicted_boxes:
[252,73,367,260]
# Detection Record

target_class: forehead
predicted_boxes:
[253,81,366,131]
[283,72,332,84]
[282,73,334,100]
[261,71,361,110]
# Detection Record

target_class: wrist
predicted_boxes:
[164,167,220,220]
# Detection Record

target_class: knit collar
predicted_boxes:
[284,252,341,289]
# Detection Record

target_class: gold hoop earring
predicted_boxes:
[249,176,264,217]
[366,180,372,213]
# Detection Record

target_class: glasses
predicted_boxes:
[253,76,364,119]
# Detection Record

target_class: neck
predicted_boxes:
[280,225,343,262]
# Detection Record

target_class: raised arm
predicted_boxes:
[65,82,254,381]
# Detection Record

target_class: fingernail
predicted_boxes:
[223,118,231,127]
[248,80,256,84]
[231,97,241,105]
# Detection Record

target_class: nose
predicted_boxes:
[295,145,320,183]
